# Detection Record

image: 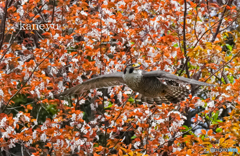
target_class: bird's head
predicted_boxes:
[124,63,142,74]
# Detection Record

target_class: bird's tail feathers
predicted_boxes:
[136,95,162,105]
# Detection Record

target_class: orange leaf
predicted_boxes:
[35,15,40,19]
[207,129,213,135]
[42,32,51,36]
[119,149,123,155]
[45,142,52,147]
[201,129,206,134]
[27,105,33,110]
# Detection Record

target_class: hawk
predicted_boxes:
[60,63,214,104]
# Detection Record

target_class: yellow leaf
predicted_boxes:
[137,152,143,156]
[206,42,212,49]
[127,151,133,156]
[219,138,225,145]
[202,142,211,144]
[225,56,232,62]
[121,147,127,153]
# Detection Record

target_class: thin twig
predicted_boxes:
[0,0,8,51]
[108,106,158,155]
[206,0,214,35]
[21,144,24,156]
[61,6,64,36]
[155,120,200,153]
[114,92,133,123]
[204,50,240,83]
[183,0,190,78]
[0,30,20,63]
[183,0,187,57]
[1,50,54,113]
[193,15,230,49]
[51,0,55,23]
[219,17,237,32]
[211,3,228,42]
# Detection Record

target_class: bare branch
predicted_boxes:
[183,0,190,78]
[0,0,8,51]
[51,0,56,23]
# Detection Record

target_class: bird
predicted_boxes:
[60,63,215,104]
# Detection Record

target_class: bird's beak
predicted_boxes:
[134,63,141,68]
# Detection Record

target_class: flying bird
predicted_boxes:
[60,63,214,104]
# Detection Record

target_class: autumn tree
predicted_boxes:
[0,0,239,155]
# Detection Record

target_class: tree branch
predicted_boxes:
[0,0,8,51]
[183,0,190,78]
[210,4,228,42]
[51,0,55,23]
[1,50,54,113]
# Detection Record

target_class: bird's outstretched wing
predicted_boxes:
[60,72,125,96]
[143,70,215,87]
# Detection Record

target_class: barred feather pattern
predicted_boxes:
[134,77,190,104]
[163,85,189,104]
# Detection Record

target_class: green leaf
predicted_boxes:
[131,135,137,139]
[104,102,113,109]
[128,97,135,103]
[182,125,189,130]
[227,75,234,84]
[212,121,218,125]
[189,131,194,135]
[94,143,99,147]
[205,114,210,120]
[200,134,205,140]
[216,128,222,133]
[181,125,189,132]
[212,111,219,121]
[46,104,58,115]
[226,44,232,51]
[173,43,178,47]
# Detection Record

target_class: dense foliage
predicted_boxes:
[0,0,239,155]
